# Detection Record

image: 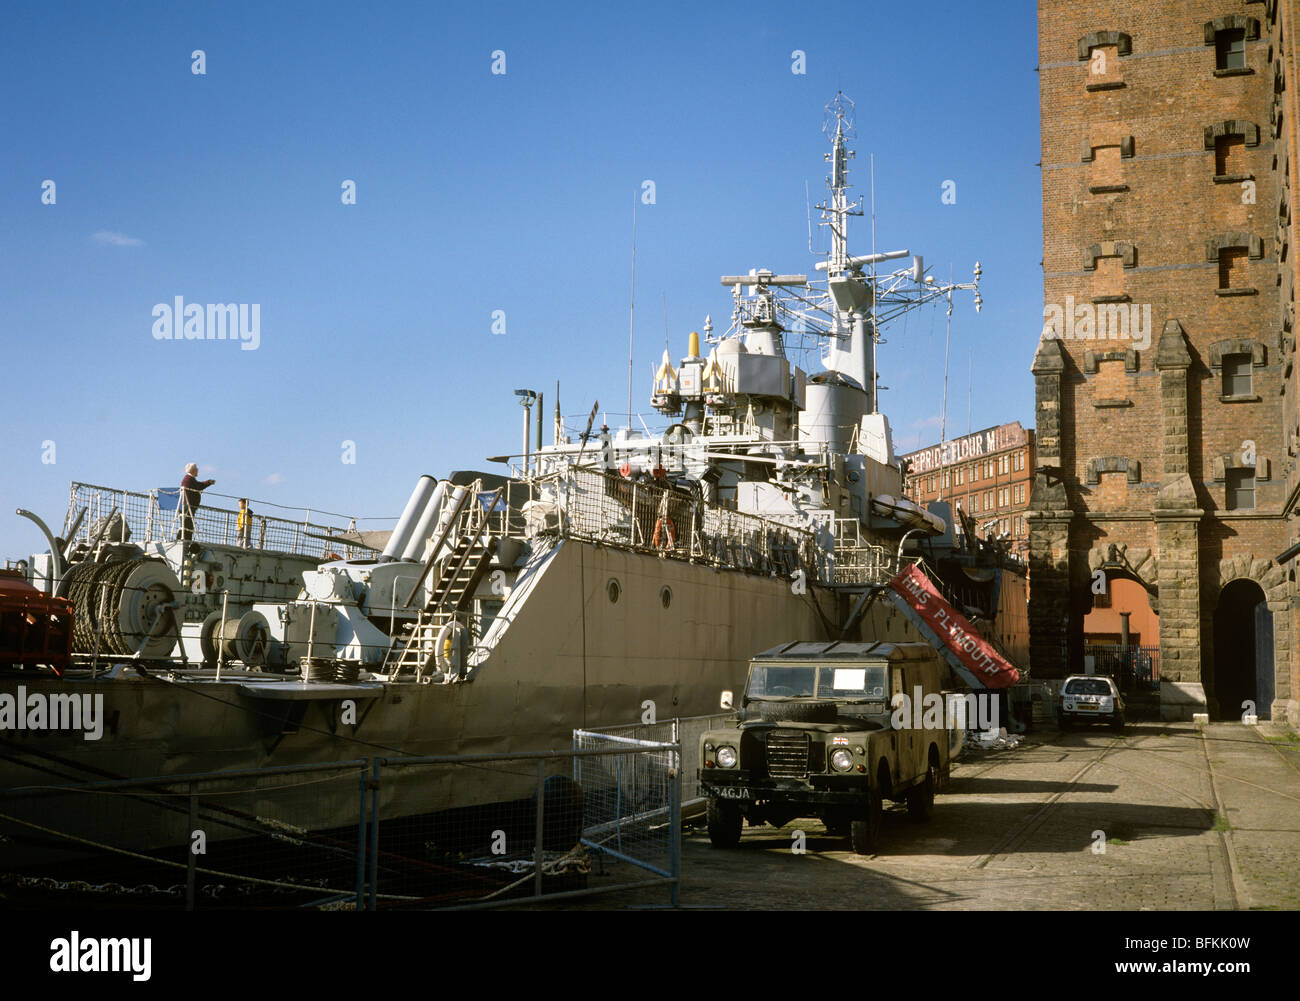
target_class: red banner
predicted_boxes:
[887,564,1020,689]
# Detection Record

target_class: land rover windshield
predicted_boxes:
[746,663,888,700]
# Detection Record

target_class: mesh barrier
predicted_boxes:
[581,714,734,805]
[368,746,679,910]
[0,762,368,909]
[1,745,681,910]
[572,733,677,876]
[65,482,372,560]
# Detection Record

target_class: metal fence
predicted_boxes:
[1084,643,1160,693]
[539,467,825,581]
[0,761,369,910]
[0,744,681,911]
[582,713,734,808]
[64,482,373,560]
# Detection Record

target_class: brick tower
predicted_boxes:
[1030,0,1299,723]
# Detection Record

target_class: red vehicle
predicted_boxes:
[0,569,73,673]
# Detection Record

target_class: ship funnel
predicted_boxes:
[382,474,437,562]
[688,330,700,359]
[399,480,448,562]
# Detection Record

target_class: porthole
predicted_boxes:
[607,578,621,603]
[660,586,672,609]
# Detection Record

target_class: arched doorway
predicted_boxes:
[1212,579,1273,720]
[1082,572,1159,690]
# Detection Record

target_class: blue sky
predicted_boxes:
[0,0,1041,556]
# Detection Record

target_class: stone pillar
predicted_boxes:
[1154,321,1205,720]
[1028,336,1073,678]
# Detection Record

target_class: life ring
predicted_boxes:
[434,619,466,680]
[653,517,676,549]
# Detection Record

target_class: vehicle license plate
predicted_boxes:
[717,786,750,799]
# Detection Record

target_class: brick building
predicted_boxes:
[901,422,1037,556]
[1029,0,1299,724]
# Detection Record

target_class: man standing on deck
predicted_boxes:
[179,463,215,541]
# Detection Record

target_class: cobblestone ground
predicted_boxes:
[530,719,1300,910]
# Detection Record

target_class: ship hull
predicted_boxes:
[1,540,927,866]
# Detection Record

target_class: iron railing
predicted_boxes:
[1084,643,1160,692]
[533,467,825,582]
[64,482,373,560]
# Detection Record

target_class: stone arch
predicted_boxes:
[1088,544,1158,595]
[1203,15,1260,44]
[1212,555,1290,719]
[1203,119,1261,148]
[1077,30,1132,60]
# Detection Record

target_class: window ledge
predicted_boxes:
[1091,294,1131,303]
[1213,173,1254,183]
[1219,394,1262,403]
[1215,287,1258,296]
[1089,184,1129,194]
[1213,67,1254,77]
[1085,80,1127,91]
[1093,398,1133,408]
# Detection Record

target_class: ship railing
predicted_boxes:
[830,518,899,586]
[534,467,828,582]
[63,482,372,561]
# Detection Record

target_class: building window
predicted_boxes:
[972,463,979,482]
[956,467,964,486]
[943,469,950,489]
[1216,29,1245,71]
[984,490,993,510]
[1225,468,1255,510]
[970,494,979,513]
[1222,353,1253,396]
[1215,133,1245,176]
[1218,247,1247,289]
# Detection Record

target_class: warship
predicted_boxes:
[0,95,1019,864]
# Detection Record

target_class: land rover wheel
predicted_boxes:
[706,798,742,848]
[908,760,937,821]
[849,789,882,855]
